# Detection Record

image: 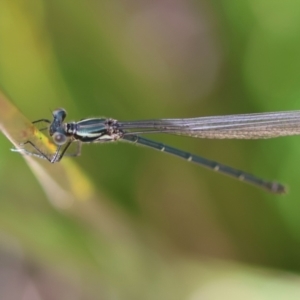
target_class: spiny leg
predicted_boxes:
[11,119,53,159]
[52,141,72,162]
[32,119,51,132]
[63,142,82,158]
[14,140,59,163]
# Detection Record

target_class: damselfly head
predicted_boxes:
[49,108,67,136]
[52,108,67,121]
[52,131,68,145]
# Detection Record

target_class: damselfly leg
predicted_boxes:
[12,111,82,163]
[13,139,83,163]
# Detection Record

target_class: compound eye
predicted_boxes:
[52,132,67,145]
[52,108,67,121]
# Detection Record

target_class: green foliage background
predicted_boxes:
[1,1,300,299]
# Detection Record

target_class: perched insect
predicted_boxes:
[13,108,300,194]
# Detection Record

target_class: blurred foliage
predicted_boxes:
[1,0,300,299]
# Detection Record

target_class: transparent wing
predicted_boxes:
[119,111,300,139]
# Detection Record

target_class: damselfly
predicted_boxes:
[12,108,300,194]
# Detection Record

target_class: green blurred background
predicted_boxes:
[1,1,300,299]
